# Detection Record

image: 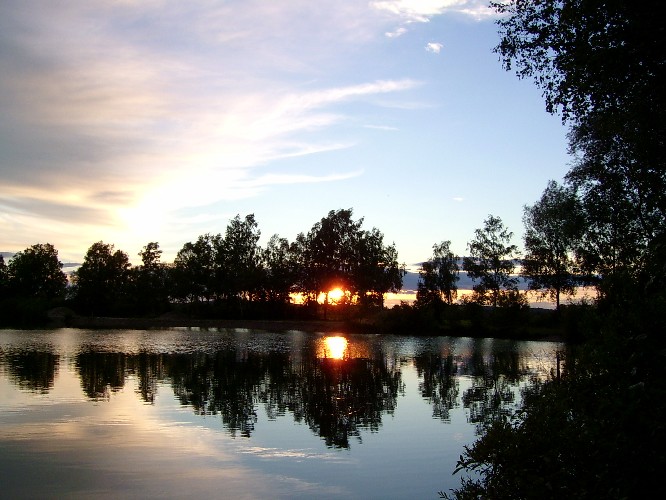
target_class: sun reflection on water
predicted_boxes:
[319,336,348,360]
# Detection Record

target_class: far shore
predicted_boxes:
[64,315,355,333]
[41,309,566,342]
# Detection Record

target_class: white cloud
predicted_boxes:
[277,79,419,114]
[1,0,471,259]
[246,170,363,188]
[426,42,444,53]
[0,0,420,246]
[458,5,501,20]
[385,27,408,38]
[364,124,400,131]
[374,1,495,49]
[372,0,494,23]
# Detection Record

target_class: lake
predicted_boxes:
[0,328,562,499]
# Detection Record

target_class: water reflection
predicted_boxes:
[0,331,560,449]
[319,336,348,359]
[414,353,459,423]
[1,351,59,394]
[76,352,127,400]
[302,354,403,447]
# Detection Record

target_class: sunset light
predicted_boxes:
[0,0,571,268]
[320,336,348,360]
[1,0,657,497]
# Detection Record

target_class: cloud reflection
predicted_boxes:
[0,367,347,499]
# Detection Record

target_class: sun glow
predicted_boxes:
[328,288,344,301]
[320,336,348,360]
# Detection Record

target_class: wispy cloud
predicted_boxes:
[372,0,494,20]
[385,27,408,38]
[247,170,363,188]
[426,42,444,53]
[364,124,400,131]
[373,1,495,31]
[0,0,489,259]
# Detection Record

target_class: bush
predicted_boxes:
[443,333,666,499]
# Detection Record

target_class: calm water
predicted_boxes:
[0,328,562,499]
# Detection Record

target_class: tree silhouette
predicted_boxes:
[522,181,585,310]
[72,242,131,315]
[296,209,404,316]
[7,243,67,299]
[416,240,460,308]
[463,216,520,307]
[261,234,298,308]
[217,214,262,309]
[493,0,666,308]
[133,242,170,314]
[0,255,7,301]
[303,209,363,315]
[172,233,220,304]
[355,228,405,308]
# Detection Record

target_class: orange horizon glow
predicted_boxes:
[289,287,592,309]
[290,288,354,305]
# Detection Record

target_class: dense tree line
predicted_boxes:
[416,206,582,314]
[1,203,590,327]
[0,193,624,327]
[0,209,406,323]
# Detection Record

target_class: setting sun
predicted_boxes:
[328,288,344,301]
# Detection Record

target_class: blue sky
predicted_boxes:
[0,0,570,269]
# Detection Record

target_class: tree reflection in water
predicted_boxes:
[461,340,530,433]
[76,352,128,400]
[414,353,460,422]
[0,335,555,449]
[299,356,403,448]
[1,351,59,394]
[162,345,404,447]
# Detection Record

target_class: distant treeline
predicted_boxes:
[0,179,659,330]
[0,210,402,322]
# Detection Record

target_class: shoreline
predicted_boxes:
[65,315,354,333]
[48,313,566,342]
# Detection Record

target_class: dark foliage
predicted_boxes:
[416,241,460,309]
[71,241,132,316]
[463,215,520,308]
[0,244,67,325]
[444,1,666,497]
[522,181,586,310]
[444,330,666,499]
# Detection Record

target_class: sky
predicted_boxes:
[0,0,571,270]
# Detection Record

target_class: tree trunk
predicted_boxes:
[323,291,329,320]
